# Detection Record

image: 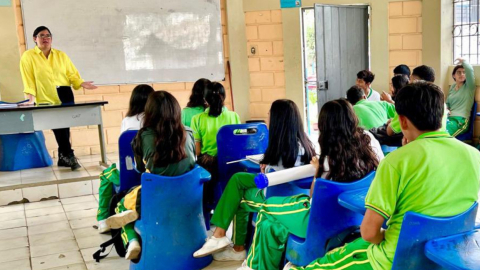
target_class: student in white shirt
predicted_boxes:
[96,84,154,233]
[356,70,381,101]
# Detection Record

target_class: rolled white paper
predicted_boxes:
[255,164,316,189]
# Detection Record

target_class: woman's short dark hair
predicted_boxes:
[452,65,465,82]
[393,64,411,77]
[261,99,316,169]
[395,81,444,131]
[346,85,365,105]
[391,74,409,99]
[33,26,51,37]
[412,65,435,82]
[134,91,187,167]
[357,70,375,84]
[187,78,210,108]
[317,99,379,182]
[204,82,226,117]
[126,84,154,117]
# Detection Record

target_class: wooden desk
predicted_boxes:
[0,101,109,166]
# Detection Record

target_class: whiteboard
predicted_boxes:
[22,0,225,84]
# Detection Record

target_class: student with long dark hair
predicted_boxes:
[104,91,196,260]
[381,74,409,104]
[97,84,154,234]
[191,82,241,205]
[447,58,476,136]
[181,78,211,127]
[234,99,383,270]
[193,99,317,262]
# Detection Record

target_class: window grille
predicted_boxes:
[454,0,480,64]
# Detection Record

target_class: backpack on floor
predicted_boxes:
[93,190,128,262]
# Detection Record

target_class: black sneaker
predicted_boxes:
[58,153,81,171]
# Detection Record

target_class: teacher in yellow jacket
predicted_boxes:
[20,26,97,170]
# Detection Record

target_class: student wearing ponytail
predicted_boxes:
[191,82,241,205]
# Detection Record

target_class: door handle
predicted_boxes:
[318,80,328,90]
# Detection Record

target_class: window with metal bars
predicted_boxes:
[454,0,480,64]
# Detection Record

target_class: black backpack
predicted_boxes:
[93,190,128,262]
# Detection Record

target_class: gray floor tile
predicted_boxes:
[61,196,96,205]
[25,200,62,211]
[0,247,30,263]
[29,230,75,247]
[26,205,65,218]
[66,209,97,221]
[0,210,25,222]
[0,236,29,251]
[0,258,31,270]
[31,250,83,270]
[27,213,67,227]
[0,218,26,230]
[28,221,70,236]
[0,227,28,240]
[31,239,79,258]
[63,201,98,213]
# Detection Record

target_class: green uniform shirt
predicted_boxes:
[134,127,196,176]
[181,106,205,128]
[353,100,396,129]
[365,131,480,270]
[447,61,476,119]
[191,107,241,156]
[390,103,449,134]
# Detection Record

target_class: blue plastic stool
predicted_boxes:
[391,202,478,270]
[456,102,477,142]
[0,132,52,171]
[337,187,369,215]
[381,145,398,155]
[425,229,480,270]
[114,130,141,193]
[130,165,212,270]
[285,171,376,266]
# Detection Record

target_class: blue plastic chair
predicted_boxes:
[130,165,212,270]
[216,123,268,204]
[285,171,376,266]
[425,229,480,270]
[337,187,369,215]
[456,102,477,141]
[391,202,478,270]
[115,130,141,193]
[0,131,52,171]
[381,145,398,156]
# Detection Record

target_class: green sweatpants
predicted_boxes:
[211,172,265,246]
[115,191,140,248]
[290,238,373,270]
[245,195,311,270]
[447,116,468,137]
[97,164,120,221]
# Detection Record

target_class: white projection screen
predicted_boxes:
[21,0,225,84]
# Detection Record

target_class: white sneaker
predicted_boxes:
[283,262,298,270]
[125,240,141,260]
[236,260,254,270]
[213,246,246,261]
[106,210,139,229]
[193,236,232,258]
[97,220,110,234]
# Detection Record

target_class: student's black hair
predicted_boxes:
[204,82,226,117]
[261,99,316,169]
[346,85,365,105]
[356,70,375,84]
[134,91,187,167]
[395,81,444,131]
[125,84,155,117]
[393,64,411,77]
[317,99,378,182]
[33,26,51,37]
[391,74,409,100]
[452,65,466,83]
[412,65,435,82]
[187,78,211,108]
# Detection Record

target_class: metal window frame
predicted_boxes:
[453,0,480,63]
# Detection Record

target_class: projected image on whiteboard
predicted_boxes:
[123,13,212,71]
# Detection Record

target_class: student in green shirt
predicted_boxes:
[104,91,196,261]
[286,81,480,270]
[346,86,396,130]
[447,58,476,136]
[191,82,241,206]
[181,78,210,127]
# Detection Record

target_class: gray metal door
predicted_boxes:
[315,4,369,111]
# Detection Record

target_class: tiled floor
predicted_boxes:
[0,195,242,270]
[0,154,119,189]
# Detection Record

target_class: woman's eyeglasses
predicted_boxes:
[37,34,52,39]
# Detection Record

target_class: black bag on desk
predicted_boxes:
[369,124,403,147]
[56,86,75,104]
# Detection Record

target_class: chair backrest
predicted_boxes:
[118,130,141,192]
[134,165,212,270]
[216,123,268,197]
[391,202,478,270]
[457,102,477,141]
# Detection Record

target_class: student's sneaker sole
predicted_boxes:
[106,210,139,229]
[125,242,141,260]
[194,245,229,258]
